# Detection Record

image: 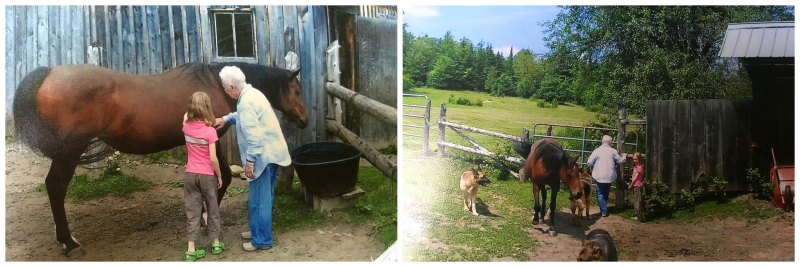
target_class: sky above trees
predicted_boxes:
[402,5,559,56]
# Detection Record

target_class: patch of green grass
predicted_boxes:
[224,187,248,199]
[269,178,327,233]
[643,198,782,223]
[36,172,152,202]
[404,155,582,261]
[266,166,397,249]
[145,151,170,163]
[345,167,398,248]
[403,87,600,155]
[378,144,397,155]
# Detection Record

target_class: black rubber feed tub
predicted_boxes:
[291,142,362,197]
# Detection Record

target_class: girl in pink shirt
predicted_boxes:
[628,152,644,220]
[181,92,224,261]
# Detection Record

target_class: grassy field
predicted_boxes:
[402,87,602,157]
[402,87,598,261]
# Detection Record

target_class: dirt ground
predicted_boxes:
[4,147,386,261]
[401,160,795,262]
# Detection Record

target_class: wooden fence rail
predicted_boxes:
[324,40,396,181]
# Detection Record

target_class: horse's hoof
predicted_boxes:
[531,218,539,225]
[65,246,84,257]
[548,230,557,236]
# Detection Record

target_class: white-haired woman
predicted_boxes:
[213,66,291,251]
[586,135,627,218]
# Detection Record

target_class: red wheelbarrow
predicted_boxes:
[770,149,794,212]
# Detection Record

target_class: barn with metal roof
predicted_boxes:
[720,21,794,167]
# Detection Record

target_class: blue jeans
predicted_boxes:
[248,163,278,247]
[595,182,611,215]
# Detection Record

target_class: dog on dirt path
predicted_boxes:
[569,169,593,226]
[577,228,618,261]
[460,168,490,216]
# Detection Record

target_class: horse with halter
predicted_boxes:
[13,62,308,256]
[523,138,584,236]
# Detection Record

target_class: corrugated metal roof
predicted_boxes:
[719,21,794,58]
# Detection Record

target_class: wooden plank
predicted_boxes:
[6,6,16,130]
[327,120,397,181]
[146,6,161,74]
[439,120,523,142]
[47,6,58,65]
[159,5,172,71]
[283,5,299,156]
[690,100,706,183]
[675,101,692,191]
[660,101,674,191]
[89,6,96,51]
[437,141,525,165]
[706,100,721,179]
[199,6,212,63]
[26,5,35,72]
[95,6,107,67]
[167,5,177,68]
[184,6,199,63]
[121,5,134,73]
[254,6,269,66]
[298,5,316,145]
[268,6,284,67]
[181,6,189,64]
[312,6,328,142]
[108,5,120,70]
[645,101,655,182]
[133,6,145,74]
[326,83,397,126]
[36,6,47,67]
[171,5,185,66]
[76,5,85,64]
[13,6,25,92]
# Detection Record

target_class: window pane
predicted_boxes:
[234,14,254,58]
[215,13,234,57]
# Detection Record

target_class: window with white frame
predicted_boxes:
[211,8,255,60]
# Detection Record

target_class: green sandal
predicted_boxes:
[184,249,206,262]
[212,242,225,255]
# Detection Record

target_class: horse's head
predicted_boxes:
[279,69,308,129]
[562,154,583,200]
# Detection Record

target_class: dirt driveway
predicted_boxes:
[401,154,795,261]
[5,147,386,261]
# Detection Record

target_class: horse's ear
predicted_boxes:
[572,154,580,165]
[289,69,301,80]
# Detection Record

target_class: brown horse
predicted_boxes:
[524,138,583,236]
[12,62,308,257]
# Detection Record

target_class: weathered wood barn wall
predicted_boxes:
[646,100,753,192]
[5,5,398,166]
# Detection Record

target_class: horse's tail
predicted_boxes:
[12,67,115,164]
[13,67,58,157]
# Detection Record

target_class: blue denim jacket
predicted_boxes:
[222,85,291,181]
[587,144,626,183]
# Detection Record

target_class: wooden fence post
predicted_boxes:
[519,127,530,182]
[616,109,626,207]
[438,103,447,157]
[277,51,300,194]
[546,125,552,136]
[85,44,106,180]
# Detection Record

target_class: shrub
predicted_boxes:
[403,74,415,92]
[746,168,773,200]
[456,97,471,106]
[448,94,456,104]
[475,99,483,107]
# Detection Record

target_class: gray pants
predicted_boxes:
[185,172,221,242]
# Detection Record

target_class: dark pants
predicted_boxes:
[595,182,611,215]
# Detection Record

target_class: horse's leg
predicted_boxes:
[531,183,541,225]
[548,184,558,236]
[541,185,548,223]
[45,155,83,257]
[214,140,232,206]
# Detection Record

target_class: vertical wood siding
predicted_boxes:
[646,100,753,192]
[5,5,338,166]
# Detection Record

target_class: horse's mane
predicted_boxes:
[176,62,292,103]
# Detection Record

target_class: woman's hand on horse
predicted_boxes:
[214,118,225,130]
